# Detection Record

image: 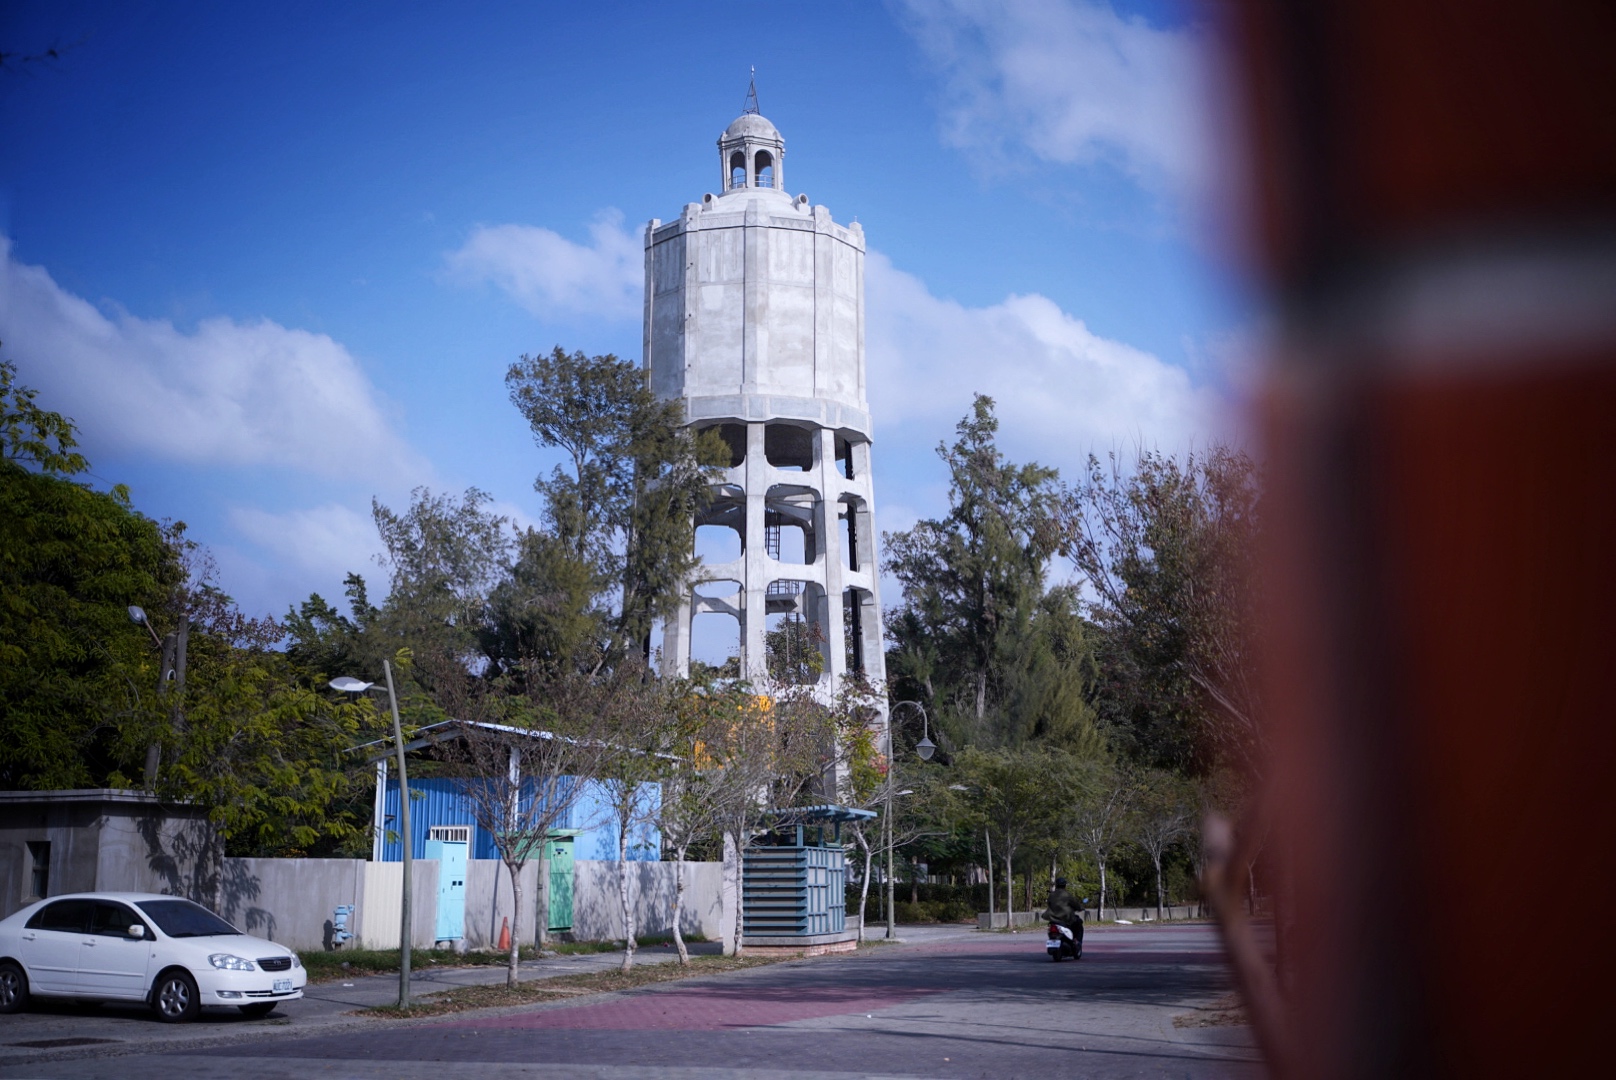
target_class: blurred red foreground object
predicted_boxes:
[1220,2,1616,1076]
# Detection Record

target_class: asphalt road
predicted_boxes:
[0,924,1262,1079]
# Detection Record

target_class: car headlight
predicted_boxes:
[209,954,257,971]
[290,954,302,969]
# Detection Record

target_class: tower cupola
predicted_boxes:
[718,77,785,193]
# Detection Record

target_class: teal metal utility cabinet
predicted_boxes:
[425,837,468,943]
[742,805,875,953]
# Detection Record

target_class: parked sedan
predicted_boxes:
[0,892,305,1022]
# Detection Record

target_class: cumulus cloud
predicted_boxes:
[0,237,422,481]
[865,251,1227,466]
[444,210,642,320]
[895,0,1216,200]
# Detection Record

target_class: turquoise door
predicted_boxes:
[426,839,467,942]
[545,836,574,932]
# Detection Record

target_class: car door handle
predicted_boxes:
[20,932,34,941]
[82,940,96,947]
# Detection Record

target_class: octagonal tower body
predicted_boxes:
[645,110,886,705]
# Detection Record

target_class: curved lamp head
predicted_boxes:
[127,605,147,625]
[329,676,375,693]
[916,736,936,761]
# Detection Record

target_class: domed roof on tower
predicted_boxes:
[725,112,780,140]
[717,69,787,195]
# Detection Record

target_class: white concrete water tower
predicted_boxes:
[645,96,886,702]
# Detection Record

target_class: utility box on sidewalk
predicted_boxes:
[741,805,874,956]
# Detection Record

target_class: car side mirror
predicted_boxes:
[128,924,146,939]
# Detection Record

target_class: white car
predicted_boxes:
[0,892,306,1022]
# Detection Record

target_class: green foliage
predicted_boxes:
[1,352,89,476]
[884,396,1100,755]
[505,346,724,660]
[1061,445,1262,774]
[0,464,177,788]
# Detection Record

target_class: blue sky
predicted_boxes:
[1,0,1256,626]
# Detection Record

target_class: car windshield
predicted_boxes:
[135,899,240,938]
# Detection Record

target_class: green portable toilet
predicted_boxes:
[543,832,578,933]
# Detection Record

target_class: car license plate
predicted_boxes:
[273,979,292,993]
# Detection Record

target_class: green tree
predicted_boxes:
[884,396,1064,744]
[505,347,723,662]
[952,745,1084,918]
[0,358,178,789]
[1060,446,1263,774]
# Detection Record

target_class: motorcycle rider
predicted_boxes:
[1039,877,1085,953]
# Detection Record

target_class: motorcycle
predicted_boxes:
[1046,919,1082,961]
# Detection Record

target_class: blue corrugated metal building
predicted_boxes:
[377,777,661,863]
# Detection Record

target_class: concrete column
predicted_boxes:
[742,421,769,679]
[816,427,848,689]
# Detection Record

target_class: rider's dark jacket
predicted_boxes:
[1040,888,1082,928]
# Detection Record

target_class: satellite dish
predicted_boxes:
[329,677,374,693]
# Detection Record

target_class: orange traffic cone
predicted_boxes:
[497,916,510,951]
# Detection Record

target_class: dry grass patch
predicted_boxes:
[359,953,785,1019]
[1173,991,1249,1028]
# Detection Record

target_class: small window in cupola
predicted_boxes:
[754,150,774,189]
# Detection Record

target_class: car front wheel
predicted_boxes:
[151,970,199,1023]
[0,961,28,1014]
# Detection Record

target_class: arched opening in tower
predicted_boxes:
[690,579,741,679]
[766,484,817,565]
[843,586,878,677]
[765,581,828,686]
[696,422,747,468]
[838,495,869,571]
[764,421,814,471]
[728,151,747,190]
[835,433,856,480]
[754,150,774,189]
[695,483,745,563]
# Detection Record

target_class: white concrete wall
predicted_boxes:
[462,858,539,950]
[219,857,366,951]
[570,859,723,943]
[357,859,440,950]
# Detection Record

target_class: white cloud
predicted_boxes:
[865,250,1227,465]
[228,502,382,582]
[444,210,642,320]
[0,237,422,481]
[895,0,1216,200]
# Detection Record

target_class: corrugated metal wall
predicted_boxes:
[377,777,660,863]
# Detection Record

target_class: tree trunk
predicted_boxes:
[985,831,995,926]
[507,863,523,988]
[722,830,742,956]
[536,844,549,947]
[672,846,689,964]
[1098,857,1108,921]
[1004,851,1013,923]
[618,814,636,973]
[1154,852,1165,922]
[855,828,873,945]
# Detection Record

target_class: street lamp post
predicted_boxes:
[886,701,934,940]
[332,659,412,1009]
[128,605,189,790]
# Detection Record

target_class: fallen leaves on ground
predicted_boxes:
[358,953,787,1019]
[1172,991,1249,1028]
